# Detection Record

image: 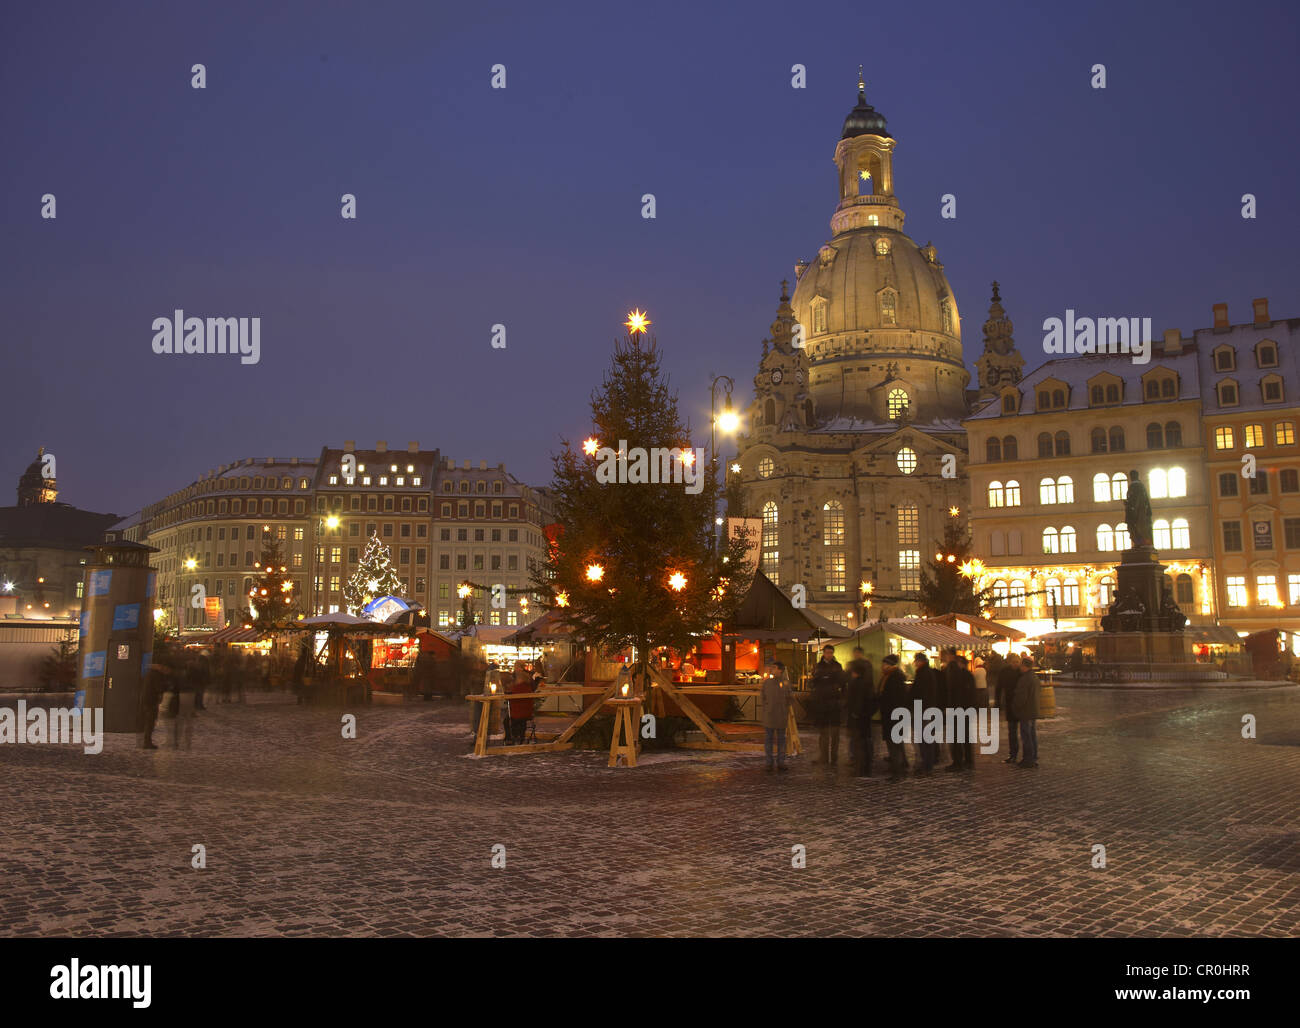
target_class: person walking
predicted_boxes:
[1013,654,1041,768]
[760,659,794,772]
[844,646,875,777]
[191,648,210,712]
[171,658,196,751]
[139,653,170,750]
[505,661,534,745]
[996,653,1022,764]
[810,644,845,767]
[909,652,941,775]
[945,654,978,773]
[879,655,909,782]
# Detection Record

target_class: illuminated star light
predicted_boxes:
[583,437,599,455]
[625,309,651,335]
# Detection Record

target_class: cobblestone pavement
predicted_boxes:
[1,685,1298,937]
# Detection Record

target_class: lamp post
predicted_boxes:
[314,514,340,615]
[709,375,738,548]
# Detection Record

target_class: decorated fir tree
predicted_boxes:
[248,532,299,629]
[535,320,752,667]
[917,515,993,617]
[345,533,405,615]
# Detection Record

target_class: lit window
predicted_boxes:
[1257,575,1279,607]
[1093,473,1111,503]
[1149,468,1167,498]
[1004,480,1021,506]
[896,447,917,474]
[1059,526,1077,552]
[1042,527,1059,554]
[1099,576,1115,607]
[1226,576,1247,607]
[1289,574,1300,606]
[758,457,774,478]
[328,475,338,485]
[823,501,844,547]
[1061,579,1079,607]
[992,580,1009,606]
[761,501,779,586]
[1276,422,1296,446]
[1040,478,1057,505]
[1112,472,1128,500]
[1057,476,1074,503]
[1244,424,1265,448]
[825,552,846,593]
[880,292,897,326]
[888,388,908,419]
[1009,581,1027,607]
[988,481,1004,508]
[1153,519,1171,549]
[1215,426,1235,449]
[898,550,921,591]
[1097,524,1114,551]
[1168,467,1186,497]
[1115,522,1132,549]
[897,504,919,545]
[1171,518,1190,549]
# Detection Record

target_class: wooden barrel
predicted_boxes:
[1039,682,1056,717]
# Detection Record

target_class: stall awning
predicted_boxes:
[207,625,264,644]
[1036,630,1099,643]
[923,613,1026,640]
[852,619,978,650]
[723,572,853,641]
[1193,625,1246,645]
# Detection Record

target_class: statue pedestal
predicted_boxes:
[1098,546,1192,664]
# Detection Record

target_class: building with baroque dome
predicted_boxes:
[734,77,1023,625]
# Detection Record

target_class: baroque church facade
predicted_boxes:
[734,77,1024,625]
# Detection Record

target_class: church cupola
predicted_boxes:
[17,447,57,506]
[832,68,903,235]
[975,281,1025,398]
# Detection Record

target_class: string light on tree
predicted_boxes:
[344,532,404,614]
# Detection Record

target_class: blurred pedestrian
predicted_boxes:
[879,655,909,782]
[844,646,875,777]
[1013,653,1041,768]
[997,653,1021,764]
[505,661,534,744]
[140,653,170,750]
[909,652,940,775]
[760,658,793,772]
[945,654,977,773]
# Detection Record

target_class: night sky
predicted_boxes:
[3,0,1298,517]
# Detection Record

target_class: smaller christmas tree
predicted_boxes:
[248,532,299,629]
[918,515,994,616]
[345,533,405,615]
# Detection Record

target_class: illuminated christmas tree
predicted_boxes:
[248,531,299,629]
[345,533,405,615]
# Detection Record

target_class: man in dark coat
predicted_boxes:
[844,646,875,777]
[945,654,978,772]
[809,644,845,766]
[996,653,1022,764]
[140,655,169,750]
[1013,653,1041,768]
[909,652,941,775]
[879,655,909,782]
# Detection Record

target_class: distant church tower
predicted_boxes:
[975,281,1024,398]
[17,448,57,506]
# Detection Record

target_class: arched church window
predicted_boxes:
[888,388,909,419]
[880,291,897,326]
[760,502,780,585]
[896,447,918,475]
[812,300,827,335]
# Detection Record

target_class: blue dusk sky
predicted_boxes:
[2,0,1298,515]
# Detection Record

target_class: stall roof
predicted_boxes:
[852,619,977,650]
[506,609,575,645]
[725,573,853,641]
[923,613,1026,640]
[1036,630,1099,643]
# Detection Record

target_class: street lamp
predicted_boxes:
[709,375,737,549]
[314,514,341,615]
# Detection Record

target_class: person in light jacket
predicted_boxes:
[1012,654,1041,768]
[760,660,794,772]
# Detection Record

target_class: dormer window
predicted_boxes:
[1257,340,1278,368]
[812,298,828,335]
[1001,393,1017,413]
[1218,379,1239,406]
[887,388,909,419]
[1213,346,1236,372]
[1262,375,1284,403]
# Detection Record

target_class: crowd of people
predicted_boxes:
[139,644,257,749]
[759,643,1043,780]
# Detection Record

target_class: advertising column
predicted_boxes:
[77,542,158,733]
